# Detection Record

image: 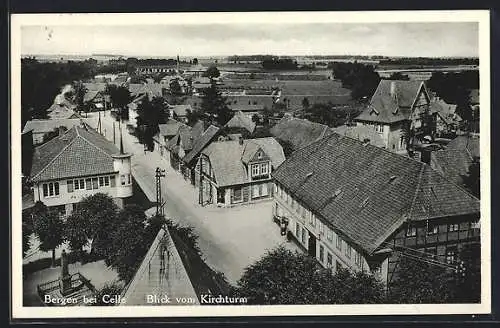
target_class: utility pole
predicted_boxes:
[113,121,116,145]
[155,167,166,216]
[98,110,102,134]
[199,156,203,205]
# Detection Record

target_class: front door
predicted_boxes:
[308,231,317,257]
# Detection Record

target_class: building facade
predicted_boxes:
[29,125,132,216]
[272,133,480,286]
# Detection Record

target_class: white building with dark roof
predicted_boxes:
[28,124,132,216]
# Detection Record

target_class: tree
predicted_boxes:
[235,246,385,304]
[185,108,202,126]
[106,84,131,121]
[200,81,233,126]
[72,80,88,114]
[461,156,480,198]
[32,206,65,267]
[331,62,380,101]
[22,209,34,257]
[169,79,183,96]
[203,65,220,80]
[136,96,169,150]
[192,58,199,65]
[65,193,119,257]
[301,97,310,111]
[251,114,260,124]
[388,254,455,303]
[92,282,124,306]
[454,243,481,303]
[105,205,148,282]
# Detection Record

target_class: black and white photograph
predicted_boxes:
[10,10,490,318]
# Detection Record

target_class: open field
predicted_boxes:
[221,79,349,96]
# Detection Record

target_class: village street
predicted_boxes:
[86,111,299,285]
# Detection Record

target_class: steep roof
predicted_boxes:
[431,135,480,186]
[272,133,480,254]
[270,116,333,152]
[202,138,285,187]
[165,124,194,151]
[129,83,164,99]
[225,111,256,133]
[183,125,220,165]
[47,105,82,120]
[158,119,185,138]
[332,125,386,148]
[430,98,461,125]
[30,125,121,182]
[170,104,193,117]
[355,80,427,124]
[22,118,92,135]
[83,82,107,92]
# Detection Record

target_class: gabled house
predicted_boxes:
[272,133,480,286]
[430,135,480,189]
[165,120,206,174]
[153,119,186,158]
[168,104,193,124]
[22,118,92,145]
[354,80,434,154]
[28,124,133,217]
[224,110,256,136]
[47,104,82,120]
[270,116,333,156]
[197,137,285,207]
[430,97,462,137]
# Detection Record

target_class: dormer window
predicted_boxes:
[257,151,262,159]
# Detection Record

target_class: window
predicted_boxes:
[446,246,457,264]
[233,186,243,202]
[296,222,300,239]
[42,182,60,197]
[99,177,104,186]
[345,244,352,258]
[251,164,259,177]
[375,124,384,133]
[86,178,92,190]
[261,183,268,196]
[327,228,333,241]
[67,180,74,193]
[319,245,325,263]
[310,213,316,227]
[327,253,333,268]
[470,221,480,229]
[355,251,363,266]
[406,224,417,237]
[128,174,131,185]
[79,179,85,189]
[425,247,437,259]
[110,176,116,187]
[92,177,98,189]
[104,176,110,186]
[274,183,278,193]
[427,221,438,235]
[336,236,342,251]
[121,175,126,186]
[319,221,325,234]
[301,228,307,244]
[448,223,459,232]
[260,163,268,175]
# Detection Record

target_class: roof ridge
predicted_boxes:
[76,126,117,159]
[31,129,79,180]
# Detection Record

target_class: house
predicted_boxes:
[197,137,285,207]
[332,124,386,149]
[430,98,461,137]
[430,134,480,188]
[168,104,193,123]
[182,125,221,186]
[354,80,434,154]
[271,133,480,286]
[83,90,108,111]
[129,83,164,101]
[224,110,257,135]
[270,116,333,156]
[22,118,92,145]
[47,104,82,120]
[28,124,133,217]
[166,121,206,173]
[153,119,186,158]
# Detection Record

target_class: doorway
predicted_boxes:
[308,231,317,258]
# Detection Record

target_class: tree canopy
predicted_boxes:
[331,62,380,101]
[105,84,131,120]
[235,246,385,304]
[135,96,169,150]
[200,81,233,126]
[32,202,65,267]
[203,65,221,80]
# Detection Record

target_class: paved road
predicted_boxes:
[87,111,298,284]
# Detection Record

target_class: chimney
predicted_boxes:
[390,81,396,99]
[239,136,244,145]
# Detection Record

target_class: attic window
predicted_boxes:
[257,151,262,159]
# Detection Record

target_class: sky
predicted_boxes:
[21,22,479,58]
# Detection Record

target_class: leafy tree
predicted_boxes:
[388,254,455,303]
[105,84,131,121]
[203,65,220,80]
[192,58,198,65]
[105,205,148,282]
[32,206,65,267]
[65,193,119,257]
[200,81,233,126]
[454,243,481,302]
[461,157,480,198]
[92,282,124,306]
[301,97,310,111]
[185,108,202,126]
[136,96,169,150]
[235,246,385,304]
[71,80,88,113]
[331,62,380,101]
[169,79,183,96]
[22,209,34,257]
[251,114,260,124]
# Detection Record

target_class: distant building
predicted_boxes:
[22,118,92,145]
[166,121,206,175]
[28,124,132,216]
[47,104,82,120]
[198,137,285,207]
[224,111,257,135]
[168,104,194,124]
[430,98,461,137]
[331,124,386,149]
[272,133,480,286]
[153,119,187,158]
[354,80,434,154]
